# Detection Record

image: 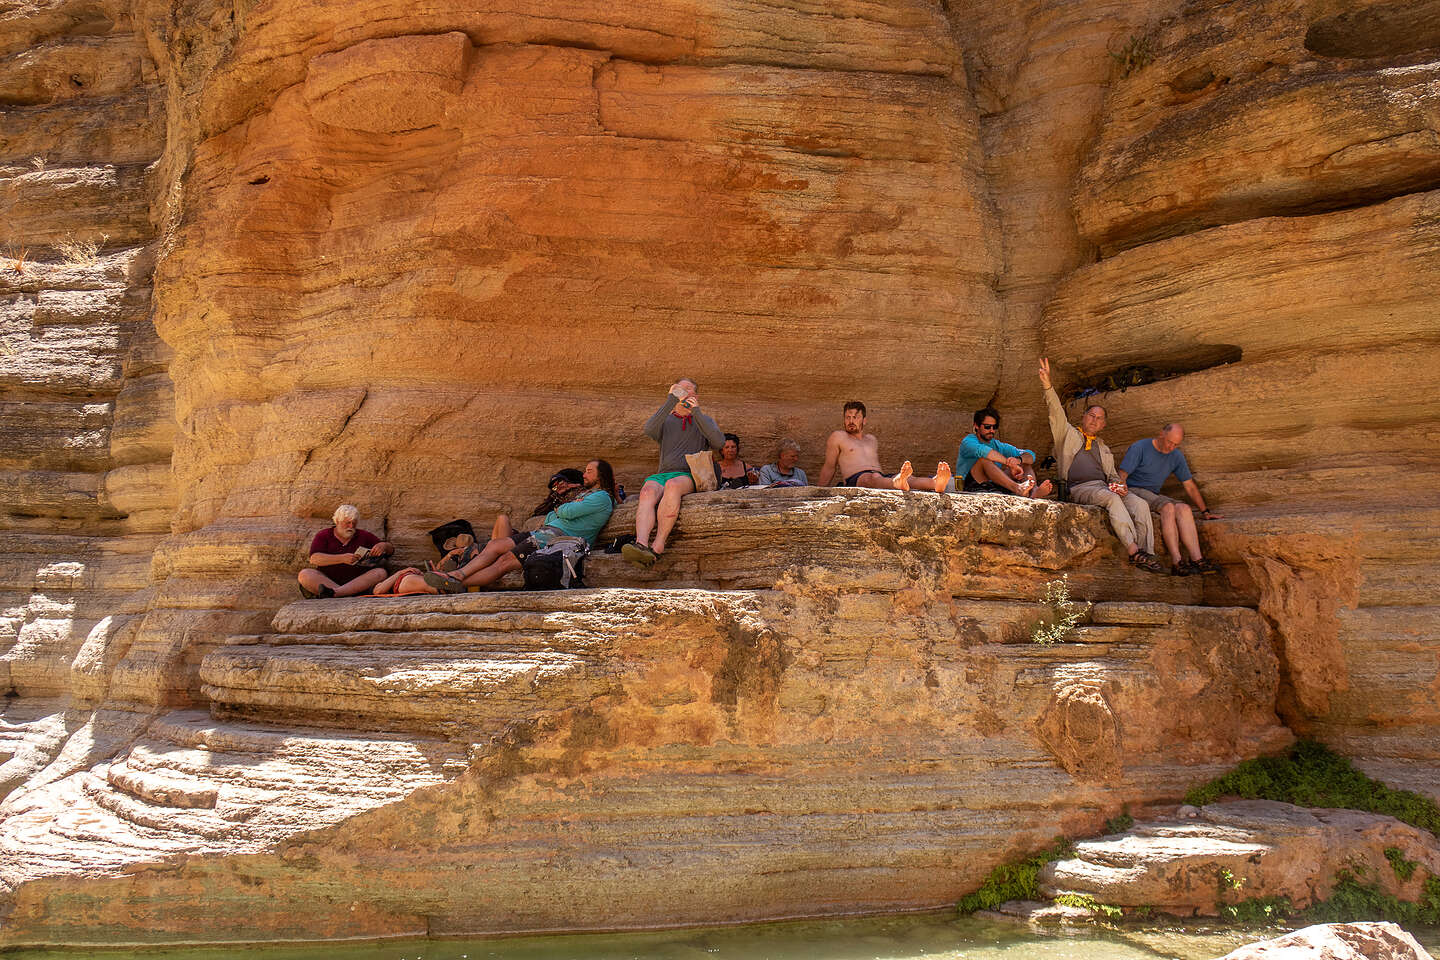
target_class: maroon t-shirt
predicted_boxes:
[309,527,380,584]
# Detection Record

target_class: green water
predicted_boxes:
[8,913,1440,960]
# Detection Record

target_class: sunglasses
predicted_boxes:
[979,423,998,430]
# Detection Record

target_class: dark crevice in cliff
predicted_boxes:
[1066,346,1243,402]
[1304,0,1440,60]
[1096,177,1440,259]
[297,388,367,471]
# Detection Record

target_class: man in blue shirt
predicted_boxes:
[1118,423,1222,576]
[954,406,1054,498]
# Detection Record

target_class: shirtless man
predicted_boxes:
[817,400,952,491]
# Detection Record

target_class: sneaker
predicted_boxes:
[622,542,658,568]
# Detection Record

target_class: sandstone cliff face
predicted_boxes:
[0,0,174,808]
[0,492,1290,942]
[0,0,1437,945]
[1040,0,1440,794]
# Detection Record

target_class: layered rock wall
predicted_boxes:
[0,0,1438,945]
[0,0,173,802]
[1039,0,1440,788]
[0,492,1289,943]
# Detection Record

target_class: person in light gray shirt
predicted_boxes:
[623,378,725,567]
[757,438,808,487]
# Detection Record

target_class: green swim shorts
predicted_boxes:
[644,470,691,487]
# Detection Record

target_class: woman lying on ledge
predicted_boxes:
[372,460,617,596]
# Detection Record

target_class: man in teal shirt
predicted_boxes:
[955,407,1054,498]
[424,459,617,592]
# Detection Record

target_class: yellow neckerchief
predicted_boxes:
[1082,433,1097,451]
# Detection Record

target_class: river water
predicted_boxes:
[7,912,1440,960]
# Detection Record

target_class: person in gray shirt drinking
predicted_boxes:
[623,378,724,567]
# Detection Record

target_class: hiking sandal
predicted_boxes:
[422,570,467,593]
[1129,550,1165,574]
[1191,557,1223,575]
[1171,558,1195,577]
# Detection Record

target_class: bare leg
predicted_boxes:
[396,571,437,594]
[1175,504,1205,561]
[971,459,1054,498]
[298,568,338,594]
[973,459,1027,494]
[651,474,695,555]
[490,514,514,540]
[333,567,387,597]
[458,551,522,588]
[372,567,421,595]
[855,470,898,489]
[635,480,664,548]
[450,536,517,580]
[1158,502,1182,564]
[893,461,914,491]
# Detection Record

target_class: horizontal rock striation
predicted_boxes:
[1041,0,1440,798]
[0,492,1288,944]
[1074,0,1440,254]
[0,0,174,812]
[0,0,1437,945]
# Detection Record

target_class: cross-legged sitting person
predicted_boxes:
[298,504,394,598]
[1039,359,1163,573]
[422,459,617,592]
[1119,423,1224,576]
[956,406,1054,498]
[623,379,725,567]
[817,401,952,491]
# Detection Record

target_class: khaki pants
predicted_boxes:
[1068,480,1155,554]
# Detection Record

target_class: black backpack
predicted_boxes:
[522,536,589,589]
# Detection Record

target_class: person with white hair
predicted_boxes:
[757,438,808,487]
[297,504,393,598]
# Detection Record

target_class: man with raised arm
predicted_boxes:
[622,378,725,568]
[1039,359,1164,573]
[955,406,1054,498]
[817,400,952,492]
[1119,423,1224,576]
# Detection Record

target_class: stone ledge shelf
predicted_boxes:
[0,489,1283,946]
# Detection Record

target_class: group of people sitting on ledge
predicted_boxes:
[297,357,1222,598]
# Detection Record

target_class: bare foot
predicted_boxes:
[1029,479,1055,499]
[893,460,913,491]
[934,461,952,492]
[1016,477,1035,496]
